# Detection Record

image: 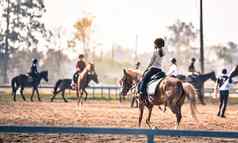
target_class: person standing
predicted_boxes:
[214,68,230,118]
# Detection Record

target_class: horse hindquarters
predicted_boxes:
[11,78,18,101]
[53,80,62,95]
[182,83,198,121]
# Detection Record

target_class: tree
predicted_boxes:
[8,48,43,78]
[41,49,72,84]
[167,20,199,71]
[73,16,94,59]
[0,0,50,83]
[212,42,238,65]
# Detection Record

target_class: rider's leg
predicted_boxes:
[71,71,79,88]
[140,68,161,104]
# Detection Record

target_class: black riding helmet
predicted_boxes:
[222,68,227,74]
[154,38,165,49]
[191,57,196,62]
[32,58,38,64]
[171,58,176,64]
[78,54,85,59]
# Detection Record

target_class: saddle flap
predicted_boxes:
[146,78,163,96]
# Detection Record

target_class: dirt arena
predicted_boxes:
[0,98,238,143]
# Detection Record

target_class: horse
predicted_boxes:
[51,64,99,102]
[176,71,217,105]
[120,69,198,128]
[11,71,48,101]
[119,69,142,104]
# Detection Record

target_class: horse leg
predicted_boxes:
[20,86,26,101]
[146,105,154,128]
[198,89,206,105]
[170,104,182,129]
[76,87,81,106]
[135,96,139,108]
[175,107,182,129]
[36,88,41,102]
[51,87,64,102]
[12,85,18,102]
[31,88,35,102]
[131,96,136,108]
[50,92,56,102]
[138,98,145,127]
[62,90,68,103]
[84,89,88,101]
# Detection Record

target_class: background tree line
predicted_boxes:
[1,0,238,84]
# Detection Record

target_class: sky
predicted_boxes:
[43,0,238,54]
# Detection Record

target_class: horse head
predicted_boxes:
[120,69,134,96]
[40,71,48,82]
[209,71,217,82]
[88,67,99,83]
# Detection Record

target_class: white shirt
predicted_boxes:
[219,76,238,91]
[167,64,178,76]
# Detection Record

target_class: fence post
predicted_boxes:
[147,134,154,143]
[92,87,95,99]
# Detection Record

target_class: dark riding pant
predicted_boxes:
[140,67,162,97]
[218,90,229,117]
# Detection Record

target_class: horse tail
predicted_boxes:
[183,82,198,122]
[53,79,62,95]
[11,77,17,94]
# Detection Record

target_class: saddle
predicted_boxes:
[146,72,166,96]
[146,78,164,96]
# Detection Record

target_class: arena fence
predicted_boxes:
[1,84,238,101]
[1,125,238,143]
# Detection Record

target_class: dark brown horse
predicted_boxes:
[138,77,198,128]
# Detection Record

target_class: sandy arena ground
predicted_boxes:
[0,98,238,143]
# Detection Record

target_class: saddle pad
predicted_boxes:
[147,78,163,96]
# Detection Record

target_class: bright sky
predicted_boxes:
[43,0,238,54]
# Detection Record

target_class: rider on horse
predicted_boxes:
[135,62,141,70]
[71,54,86,88]
[188,58,200,75]
[139,38,166,106]
[29,58,39,81]
[167,58,178,77]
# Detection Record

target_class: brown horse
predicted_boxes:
[76,63,95,105]
[138,76,198,128]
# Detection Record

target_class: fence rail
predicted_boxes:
[1,125,238,143]
[0,84,122,100]
[1,85,238,100]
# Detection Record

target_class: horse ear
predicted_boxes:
[123,69,127,75]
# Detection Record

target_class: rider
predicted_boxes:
[71,54,86,88]
[29,58,39,81]
[188,57,200,75]
[167,58,178,77]
[139,38,165,106]
[135,62,141,70]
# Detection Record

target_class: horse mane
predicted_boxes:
[126,68,142,79]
